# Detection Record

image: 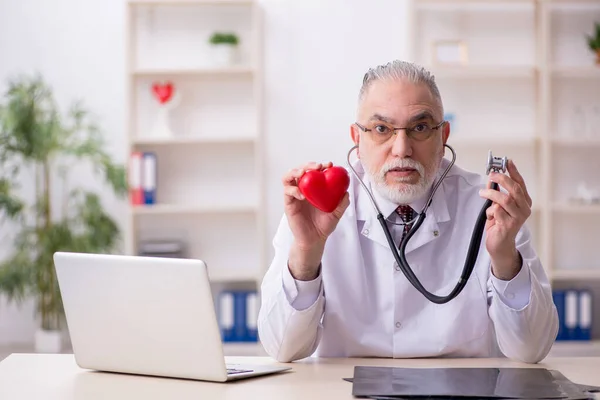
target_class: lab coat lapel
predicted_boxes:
[354,161,451,254]
[354,164,397,250]
[404,174,451,254]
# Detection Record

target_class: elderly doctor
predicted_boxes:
[257,60,559,364]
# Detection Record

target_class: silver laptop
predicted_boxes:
[53,251,291,382]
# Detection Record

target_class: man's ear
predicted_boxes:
[350,124,360,157]
[442,121,450,144]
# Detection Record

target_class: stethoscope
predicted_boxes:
[346,144,507,304]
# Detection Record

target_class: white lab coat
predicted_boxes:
[257,158,559,364]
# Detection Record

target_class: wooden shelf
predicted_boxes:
[132,136,256,146]
[416,0,534,3]
[415,0,535,12]
[132,66,254,77]
[551,66,600,79]
[125,0,266,285]
[551,138,600,147]
[549,340,600,357]
[208,269,259,283]
[552,268,600,280]
[427,65,537,78]
[546,0,600,12]
[449,137,538,147]
[222,342,265,356]
[132,203,257,215]
[552,203,600,214]
[128,0,254,6]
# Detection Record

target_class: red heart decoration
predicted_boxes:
[298,166,350,213]
[152,82,174,104]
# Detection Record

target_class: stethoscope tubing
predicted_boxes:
[346,144,499,304]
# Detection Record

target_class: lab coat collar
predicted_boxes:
[353,158,451,253]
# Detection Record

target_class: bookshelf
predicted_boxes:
[409,0,600,347]
[125,0,265,354]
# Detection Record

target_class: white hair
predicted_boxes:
[358,60,443,112]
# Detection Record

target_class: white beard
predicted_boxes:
[367,158,437,205]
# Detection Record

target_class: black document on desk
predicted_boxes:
[350,366,600,399]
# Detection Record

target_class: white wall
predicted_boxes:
[0,0,410,345]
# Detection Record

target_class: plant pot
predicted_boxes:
[35,329,62,353]
[211,44,237,67]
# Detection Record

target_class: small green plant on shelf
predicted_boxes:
[208,32,240,66]
[209,32,239,46]
[586,21,600,65]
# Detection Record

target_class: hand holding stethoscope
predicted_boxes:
[479,153,534,282]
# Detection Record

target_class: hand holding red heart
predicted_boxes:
[283,162,350,281]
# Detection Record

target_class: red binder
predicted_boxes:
[129,152,143,205]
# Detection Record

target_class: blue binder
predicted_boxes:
[577,290,592,341]
[219,291,235,342]
[142,152,157,205]
[552,290,566,341]
[564,290,578,340]
[246,291,258,342]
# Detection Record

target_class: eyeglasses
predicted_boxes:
[355,120,446,144]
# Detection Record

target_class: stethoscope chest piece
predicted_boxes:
[486,150,508,175]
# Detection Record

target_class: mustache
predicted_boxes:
[381,159,425,176]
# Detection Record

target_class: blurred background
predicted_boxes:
[0,0,599,361]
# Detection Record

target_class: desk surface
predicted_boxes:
[1,354,599,400]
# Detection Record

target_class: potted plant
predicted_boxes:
[209,32,240,66]
[0,74,127,353]
[586,21,600,65]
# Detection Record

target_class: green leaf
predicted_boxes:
[587,22,600,51]
[0,177,24,219]
[0,248,35,304]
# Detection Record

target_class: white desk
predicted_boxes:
[1,354,599,399]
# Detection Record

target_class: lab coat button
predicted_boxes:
[395,322,401,328]
[394,262,401,271]
[362,229,369,236]
[433,230,439,237]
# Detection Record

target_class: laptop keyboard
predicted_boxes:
[227,368,254,375]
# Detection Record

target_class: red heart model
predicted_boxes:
[298,166,350,213]
[152,82,174,104]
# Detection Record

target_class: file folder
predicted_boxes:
[128,152,143,205]
[246,291,258,342]
[578,290,592,341]
[349,366,600,399]
[553,290,566,340]
[219,291,234,342]
[565,290,578,340]
[142,152,157,205]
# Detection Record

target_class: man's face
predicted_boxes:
[351,78,450,205]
